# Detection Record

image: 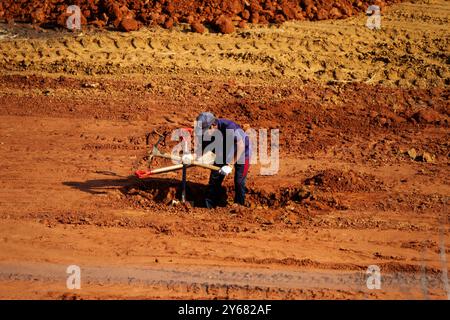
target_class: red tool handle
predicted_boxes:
[135,170,152,179]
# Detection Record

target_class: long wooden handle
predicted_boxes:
[150,164,184,174]
[154,151,221,171]
[191,161,221,171]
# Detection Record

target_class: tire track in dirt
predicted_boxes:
[0,262,447,299]
[0,1,449,87]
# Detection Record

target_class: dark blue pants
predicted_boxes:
[205,158,249,208]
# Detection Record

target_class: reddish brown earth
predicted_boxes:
[0,0,449,299]
[0,0,402,33]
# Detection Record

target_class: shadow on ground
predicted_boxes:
[63,173,226,207]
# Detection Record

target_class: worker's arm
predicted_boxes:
[219,138,244,176]
[229,138,245,166]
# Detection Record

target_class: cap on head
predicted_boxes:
[195,112,216,131]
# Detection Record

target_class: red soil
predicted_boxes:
[1,0,400,33]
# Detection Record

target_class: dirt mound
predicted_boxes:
[410,108,448,125]
[122,175,351,211]
[0,0,402,33]
[303,169,383,193]
[123,178,211,207]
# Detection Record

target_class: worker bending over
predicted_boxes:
[183,112,251,208]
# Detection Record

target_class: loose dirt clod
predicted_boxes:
[411,109,446,125]
[120,17,140,32]
[190,21,205,33]
[303,169,383,193]
[215,16,235,34]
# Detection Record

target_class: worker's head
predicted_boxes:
[195,112,217,136]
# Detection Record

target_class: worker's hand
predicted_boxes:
[219,165,233,176]
[181,154,194,165]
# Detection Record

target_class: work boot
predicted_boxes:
[205,198,215,209]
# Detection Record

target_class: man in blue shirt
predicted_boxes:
[192,112,251,208]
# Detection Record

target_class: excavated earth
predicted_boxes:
[0,0,449,299]
[1,0,404,32]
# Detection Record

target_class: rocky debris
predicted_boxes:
[215,16,235,34]
[303,169,384,193]
[0,0,404,33]
[107,2,141,32]
[404,148,435,163]
[238,20,247,28]
[90,19,107,28]
[163,17,174,29]
[420,152,435,163]
[407,148,417,160]
[410,108,447,125]
[82,82,100,89]
[120,17,140,32]
[30,8,45,24]
[190,21,205,33]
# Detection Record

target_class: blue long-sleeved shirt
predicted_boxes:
[201,118,251,165]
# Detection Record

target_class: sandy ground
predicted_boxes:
[0,0,449,299]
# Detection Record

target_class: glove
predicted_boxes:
[219,165,233,176]
[181,154,194,165]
